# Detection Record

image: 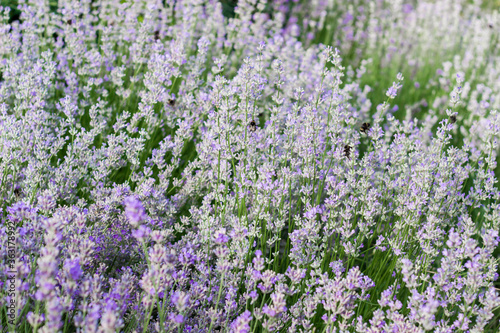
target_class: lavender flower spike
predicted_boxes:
[123,196,147,227]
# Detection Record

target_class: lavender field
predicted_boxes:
[1,0,500,332]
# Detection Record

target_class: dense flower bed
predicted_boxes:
[1,0,500,332]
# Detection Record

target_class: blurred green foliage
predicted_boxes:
[219,0,237,18]
[0,0,20,23]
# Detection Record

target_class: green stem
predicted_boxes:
[207,273,225,333]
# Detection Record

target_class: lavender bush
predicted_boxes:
[1,0,500,332]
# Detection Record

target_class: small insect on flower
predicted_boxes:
[154,30,160,41]
[167,98,176,106]
[249,120,257,132]
[488,23,494,29]
[360,122,371,134]
[344,144,352,159]
[449,115,457,124]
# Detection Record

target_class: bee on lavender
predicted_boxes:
[154,30,160,41]
[360,122,371,134]
[249,120,257,132]
[344,144,352,159]
[449,114,457,124]
[167,98,176,106]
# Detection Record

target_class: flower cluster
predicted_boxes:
[0,0,499,332]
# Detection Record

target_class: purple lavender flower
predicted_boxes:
[64,258,83,281]
[386,86,398,99]
[37,193,56,211]
[123,196,147,227]
[231,310,252,333]
[214,229,229,244]
[132,225,151,241]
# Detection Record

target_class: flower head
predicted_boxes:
[123,196,147,227]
